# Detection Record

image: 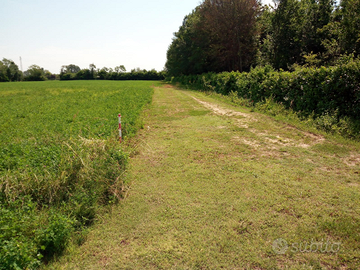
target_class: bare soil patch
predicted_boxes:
[191,95,325,151]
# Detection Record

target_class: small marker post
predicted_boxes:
[118,114,122,143]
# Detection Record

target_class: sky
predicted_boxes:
[1,0,273,74]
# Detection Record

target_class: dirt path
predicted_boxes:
[48,85,360,269]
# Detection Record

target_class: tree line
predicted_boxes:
[0,59,57,82]
[59,64,165,81]
[166,0,360,76]
[0,60,165,82]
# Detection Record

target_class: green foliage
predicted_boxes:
[74,69,94,80]
[60,67,165,81]
[166,8,211,76]
[0,196,74,270]
[36,210,74,260]
[0,80,156,268]
[61,64,81,74]
[59,72,76,80]
[0,59,22,82]
[114,65,126,73]
[339,0,360,56]
[256,0,360,68]
[24,65,46,81]
[166,0,259,76]
[166,0,359,73]
[0,62,9,82]
[270,0,303,69]
[0,197,42,270]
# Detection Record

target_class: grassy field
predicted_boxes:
[46,85,360,269]
[0,80,158,269]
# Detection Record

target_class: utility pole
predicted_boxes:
[19,56,23,72]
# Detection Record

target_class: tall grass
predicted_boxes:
[0,80,156,268]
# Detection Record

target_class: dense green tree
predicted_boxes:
[301,0,334,59]
[44,70,56,80]
[166,8,210,76]
[74,69,93,80]
[24,65,46,81]
[0,58,22,82]
[98,67,109,80]
[271,0,303,69]
[166,0,259,76]
[61,64,81,74]
[0,61,9,82]
[339,0,360,56]
[318,6,342,64]
[264,0,336,69]
[199,0,259,72]
[89,63,97,78]
[256,3,275,66]
[115,65,126,73]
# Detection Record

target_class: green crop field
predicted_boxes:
[0,80,158,269]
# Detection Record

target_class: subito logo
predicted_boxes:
[272,238,289,255]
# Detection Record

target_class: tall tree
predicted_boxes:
[61,64,81,74]
[166,8,210,76]
[0,61,9,82]
[166,0,259,76]
[89,63,97,78]
[256,3,275,66]
[24,65,46,81]
[0,58,22,82]
[339,0,360,56]
[301,0,334,56]
[271,0,304,69]
[199,0,259,72]
[266,0,337,68]
[115,65,126,73]
[98,67,109,80]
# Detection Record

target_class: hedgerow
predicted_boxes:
[170,60,360,138]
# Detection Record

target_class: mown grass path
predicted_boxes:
[48,85,360,269]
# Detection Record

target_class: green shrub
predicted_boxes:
[0,197,42,270]
[36,211,74,260]
[59,73,76,81]
[0,196,75,269]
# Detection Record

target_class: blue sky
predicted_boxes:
[1,0,273,73]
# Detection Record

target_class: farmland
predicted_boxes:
[0,80,157,269]
[1,81,360,269]
[46,85,360,269]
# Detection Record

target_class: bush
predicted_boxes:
[36,211,74,260]
[0,196,74,269]
[0,197,42,270]
[59,73,76,81]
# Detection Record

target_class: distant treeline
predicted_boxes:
[59,64,166,81]
[0,60,165,82]
[166,0,360,76]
